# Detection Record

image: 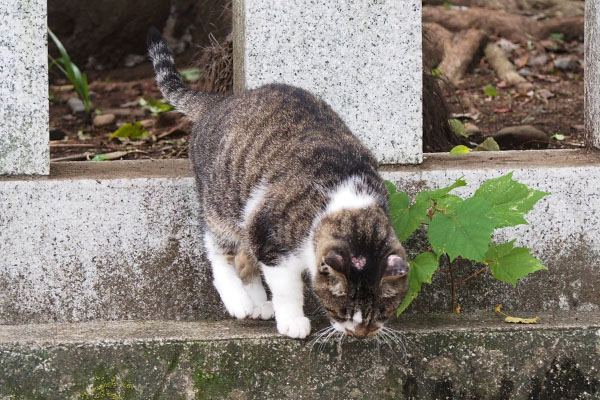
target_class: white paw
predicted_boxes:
[224,295,255,320]
[250,301,274,320]
[276,316,311,339]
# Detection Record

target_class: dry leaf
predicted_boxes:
[493,304,503,313]
[504,316,540,324]
[455,305,461,314]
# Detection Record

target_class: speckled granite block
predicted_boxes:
[234,0,423,164]
[585,1,600,149]
[2,153,600,323]
[0,0,49,175]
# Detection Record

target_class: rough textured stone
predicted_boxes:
[1,314,599,399]
[92,113,116,127]
[585,1,600,148]
[0,0,49,175]
[1,152,600,323]
[234,0,423,164]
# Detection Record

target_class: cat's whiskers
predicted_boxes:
[309,326,335,355]
[380,326,408,357]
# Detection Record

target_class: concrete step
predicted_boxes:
[1,150,600,324]
[1,313,599,399]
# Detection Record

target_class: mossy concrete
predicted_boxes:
[1,313,599,399]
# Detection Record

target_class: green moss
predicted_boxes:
[167,352,180,373]
[193,365,232,400]
[79,367,137,400]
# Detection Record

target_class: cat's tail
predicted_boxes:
[147,27,219,119]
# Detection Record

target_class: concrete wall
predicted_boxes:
[0,0,49,175]
[233,0,423,164]
[2,152,599,324]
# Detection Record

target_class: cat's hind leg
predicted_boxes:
[234,248,274,320]
[204,231,255,319]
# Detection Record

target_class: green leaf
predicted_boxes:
[450,145,471,154]
[48,29,91,114]
[389,192,430,242]
[551,133,565,141]
[139,98,174,114]
[443,1,453,9]
[473,172,549,228]
[485,240,547,286]
[385,180,397,195]
[92,154,107,162]
[474,137,500,152]
[449,119,469,138]
[179,67,202,82]
[108,122,149,141]
[435,194,463,213]
[415,178,467,204]
[431,68,441,76]
[550,33,564,41]
[397,252,439,315]
[483,84,498,97]
[428,197,498,262]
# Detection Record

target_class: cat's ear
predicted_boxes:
[319,252,348,297]
[380,255,409,298]
[320,250,345,272]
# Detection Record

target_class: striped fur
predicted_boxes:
[148,29,409,338]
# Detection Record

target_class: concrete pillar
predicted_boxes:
[0,0,49,175]
[234,0,423,164]
[585,0,600,149]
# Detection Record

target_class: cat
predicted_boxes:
[148,28,410,339]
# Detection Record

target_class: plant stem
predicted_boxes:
[455,265,489,286]
[448,259,457,312]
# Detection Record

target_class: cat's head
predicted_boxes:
[312,206,409,338]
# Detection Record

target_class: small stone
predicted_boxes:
[464,123,480,136]
[528,53,549,67]
[67,97,85,115]
[536,89,555,100]
[518,68,533,77]
[493,125,549,149]
[93,113,116,127]
[553,56,579,71]
[138,119,155,128]
[496,38,519,53]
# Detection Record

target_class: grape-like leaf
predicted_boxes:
[435,194,463,213]
[450,145,471,154]
[474,172,549,228]
[485,240,547,286]
[385,180,397,195]
[108,122,149,141]
[389,191,430,242]
[428,197,498,262]
[397,252,439,315]
[415,178,467,204]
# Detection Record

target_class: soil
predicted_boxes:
[49,5,585,162]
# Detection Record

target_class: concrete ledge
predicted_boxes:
[1,151,599,323]
[1,313,599,399]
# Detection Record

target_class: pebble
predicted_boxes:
[553,56,579,71]
[518,68,533,77]
[528,53,549,67]
[93,113,116,127]
[67,97,86,115]
[493,125,549,149]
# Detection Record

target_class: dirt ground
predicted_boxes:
[49,3,585,162]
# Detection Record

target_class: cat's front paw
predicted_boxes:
[276,316,311,339]
[224,295,255,320]
[251,301,274,320]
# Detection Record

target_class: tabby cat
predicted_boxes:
[148,28,409,339]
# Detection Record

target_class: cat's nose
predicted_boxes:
[347,325,379,338]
